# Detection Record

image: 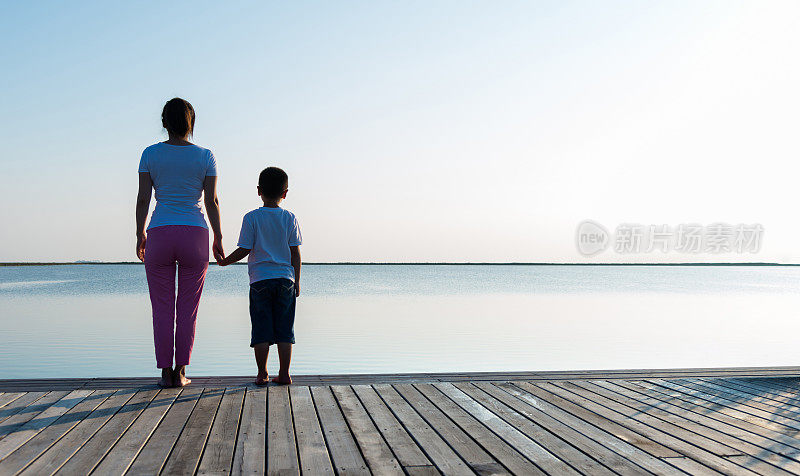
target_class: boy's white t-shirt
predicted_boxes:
[237,207,302,284]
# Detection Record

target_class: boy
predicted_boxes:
[217,167,301,385]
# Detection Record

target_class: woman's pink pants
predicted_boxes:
[144,225,209,369]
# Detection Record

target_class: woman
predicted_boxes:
[135,98,224,387]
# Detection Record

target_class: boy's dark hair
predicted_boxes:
[161,98,195,137]
[258,167,289,199]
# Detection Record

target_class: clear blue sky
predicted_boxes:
[2,1,799,262]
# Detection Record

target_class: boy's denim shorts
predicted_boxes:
[249,278,296,347]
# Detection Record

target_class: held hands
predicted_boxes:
[136,234,146,262]
[213,235,225,264]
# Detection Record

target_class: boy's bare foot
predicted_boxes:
[173,366,191,387]
[255,373,269,386]
[157,368,173,388]
[271,374,292,385]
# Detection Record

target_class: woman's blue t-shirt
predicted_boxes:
[138,142,217,230]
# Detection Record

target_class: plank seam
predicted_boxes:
[287,386,302,474]
[229,387,248,476]
[191,387,230,476]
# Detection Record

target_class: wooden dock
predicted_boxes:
[0,367,799,475]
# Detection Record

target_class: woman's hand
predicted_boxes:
[136,233,147,262]
[213,235,225,263]
[135,172,153,262]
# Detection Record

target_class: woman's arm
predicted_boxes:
[203,176,225,262]
[135,172,153,261]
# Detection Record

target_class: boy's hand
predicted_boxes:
[295,282,300,297]
[217,247,250,267]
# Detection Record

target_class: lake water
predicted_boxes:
[1,264,799,379]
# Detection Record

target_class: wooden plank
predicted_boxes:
[680,377,800,409]
[731,378,800,395]
[232,387,267,476]
[291,386,334,475]
[373,384,472,475]
[649,379,800,434]
[394,384,506,475]
[331,385,402,476]
[511,381,682,459]
[606,380,800,470]
[503,381,691,475]
[0,389,112,474]
[664,381,800,433]
[126,386,204,474]
[0,390,78,458]
[475,381,668,476]
[267,385,300,475]
[89,387,181,474]
[529,382,722,475]
[673,378,800,424]
[311,386,367,475]
[550,381,759,475]
[588,380,800,475]
[434,382,571,475]
[198,387,246,475]
[455,382,609,475]
[0,379,90,392]
[0,392,56,432]
[415,384,539,475]
[716,378,800,405]
[9,370,800,476]
[676,379,800,420]
[626,380,800,451]
[19,389,138,476]
[567,380,745,457]
[3,367,800,391]
[162,387,225,475]
[0,393,24,410]
[350,385,432,469]
[52,389,159,475]
[405,465,443,476]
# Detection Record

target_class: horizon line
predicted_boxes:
[0,261,797,267]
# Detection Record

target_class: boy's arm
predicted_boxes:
[290,245,301,297]
[218,247,250,266]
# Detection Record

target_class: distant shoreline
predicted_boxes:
[1,262,797,267]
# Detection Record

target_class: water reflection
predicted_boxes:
[1,265,799,378]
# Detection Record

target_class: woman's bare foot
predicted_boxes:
[255,372,269,386]
[271,374,292,385]
[173,366,191,387]
[158,368,174,388]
